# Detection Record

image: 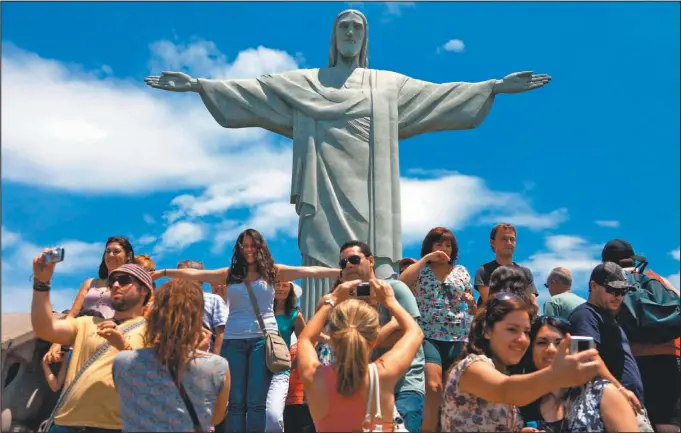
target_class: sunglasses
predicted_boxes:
[604,286,630,297]
[108,274,135,288]
[339,254,363,269]
[534,314,571,327]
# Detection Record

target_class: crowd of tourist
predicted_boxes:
[28,223,680,432]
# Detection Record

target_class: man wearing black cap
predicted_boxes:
[568,262,645,407]
[602,239,681,432]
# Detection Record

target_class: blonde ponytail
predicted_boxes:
[328,299,379,397]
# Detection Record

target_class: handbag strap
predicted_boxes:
[168,364,204,433]
[243,280,268,336]
[41,319,146,429]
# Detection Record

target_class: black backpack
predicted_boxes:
[617,263,681,344]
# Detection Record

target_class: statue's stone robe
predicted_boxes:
[198,68,496,316]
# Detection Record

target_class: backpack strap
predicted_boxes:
[38,319,145,432]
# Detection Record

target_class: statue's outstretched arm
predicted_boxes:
[493,71,551,94]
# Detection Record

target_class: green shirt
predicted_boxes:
[372,280,425,396]
[543,292,586,319]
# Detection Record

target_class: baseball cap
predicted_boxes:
[590,262,633,290]
[110,263,155,294]
[602,239,647,264]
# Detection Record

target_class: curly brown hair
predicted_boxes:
[144,279,205,382]
[227,229,277,288]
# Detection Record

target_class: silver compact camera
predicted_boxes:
[42,247,65,264]
[570,335,595,353]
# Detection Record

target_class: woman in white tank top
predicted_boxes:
[152,228,340,432]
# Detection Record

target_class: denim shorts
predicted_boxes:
[422,338,465,372]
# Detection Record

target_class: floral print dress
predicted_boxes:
[441,354,524,432]
[413,264,474,342]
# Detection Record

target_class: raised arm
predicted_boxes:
[275,264,341,283]
[398,250,450,289]
[31,252,78,346]
[371,280,424,385]
[152,267,229,286]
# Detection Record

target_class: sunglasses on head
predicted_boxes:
[339,254,363,269]
[108,273,135,288]
[604,286,630,297]
[534,314,571,327]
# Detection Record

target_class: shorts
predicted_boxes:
[422,338,465,372]
[636,355,681,426]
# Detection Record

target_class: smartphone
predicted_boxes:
[356,282,370,297]
[42,247,65,264]
[570,336,595,354]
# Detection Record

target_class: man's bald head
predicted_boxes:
[546,267,572,296]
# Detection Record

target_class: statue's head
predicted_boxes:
[329,9,368,68]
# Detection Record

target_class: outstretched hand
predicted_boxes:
[144,71,198,93]
[494,71,552,94]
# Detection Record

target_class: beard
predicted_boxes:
[111,294,139,312]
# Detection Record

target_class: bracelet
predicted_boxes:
[33,281,51,292]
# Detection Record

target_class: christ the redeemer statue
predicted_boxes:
[145,9,551,317]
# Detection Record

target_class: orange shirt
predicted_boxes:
[286,343,305,405]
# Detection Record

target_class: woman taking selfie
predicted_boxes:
[440,292,602,432]
[296,279,424,432]
[518,316,638,432]
[152,228,339,432]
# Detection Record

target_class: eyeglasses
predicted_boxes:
[339,255,363,269]
[108,274,135,288]
[604,286,630,297]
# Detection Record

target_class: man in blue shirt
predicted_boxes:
[568,262,644,404]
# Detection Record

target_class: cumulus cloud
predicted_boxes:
[519,235,602,307]
[441,39,465,53]
[1,41,299,194]
[1,226,105,313]
[594,220,620,228]
[155,221,208,254]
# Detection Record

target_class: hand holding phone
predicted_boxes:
[42,247,65,265]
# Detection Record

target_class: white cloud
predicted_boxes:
[2,41,300,194]
[668,247,680,290]
[2,226,21,250]
[442,39,465,53]
[143,214,156,225]
[155,221,207,254]
[594,220,620,228]
[400,173,568,245]
[1,227,105,313]
[519,235,601,307]
[384,2,415,17]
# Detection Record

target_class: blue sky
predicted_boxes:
[2,1,679,313]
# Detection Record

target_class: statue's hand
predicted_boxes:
[494,71,551,94]
[144,71,198,93]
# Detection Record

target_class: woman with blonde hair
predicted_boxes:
[297,279,424,432]
[113,279,230,432]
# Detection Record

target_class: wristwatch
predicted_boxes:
[324,298,336,308]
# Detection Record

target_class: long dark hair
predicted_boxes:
[227,229,277,287]
[98,236,135,279]
[420,227,458,263]
[516,316,572,375]
[456,293,531,371]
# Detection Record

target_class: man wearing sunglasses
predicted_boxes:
[332,240,425,433]
[542,267,586,319]
[31,253,152,433]
[568,262,645,408]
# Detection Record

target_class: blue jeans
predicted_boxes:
[395,390,424,433]
[221,337,273,432]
